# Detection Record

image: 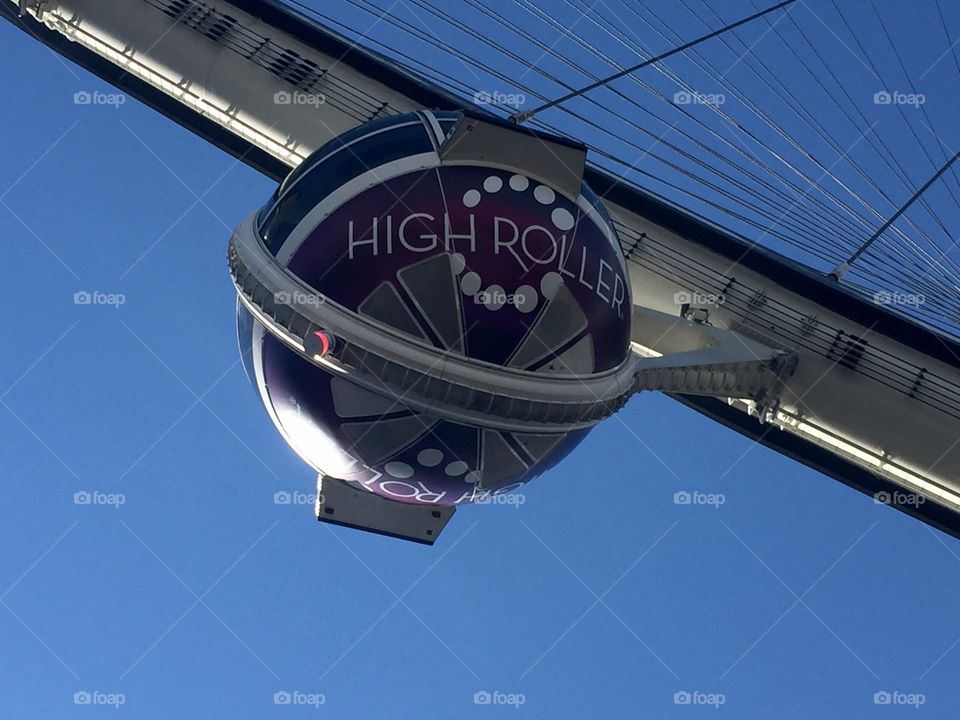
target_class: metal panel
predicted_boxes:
[316,476,456,545]
[439,113,587,200]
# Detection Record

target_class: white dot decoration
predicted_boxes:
[463,189,481,208]
[540,271,563,300]
[483,284,506,311]
[450,253,466,274]
[464,471,482,484]
[509,174,530,191]
[417,448,443,467]
[384,461,414,479]
[552,207,575,231]
[514,284,538,314]
[534,185,556,205]
[483,176,503,193]
[445,461,469,476]
[460,272,481,295]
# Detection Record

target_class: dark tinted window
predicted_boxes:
[260,121,432,255]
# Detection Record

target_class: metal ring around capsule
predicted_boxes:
[228,211,639,433]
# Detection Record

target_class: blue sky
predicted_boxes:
[2,1,960,718]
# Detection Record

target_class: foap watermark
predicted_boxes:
[274,490,322,506]
[473,492,526,508]
[874,490,925,508]
[274,90,325,107]
[873,90,925,108]
[273,691,325,707]
[674,690,725,708]
[674,490,725,508]
[74,490,125,509]
[275,290,326,307]
[473,90,526,109]
[74,90,126,108]
[673,90,725,107]
[474,289,529,309]
[874,290,925,308]
[474,690,526,708]
[674,289,725,307]
[74,290,125,308]
[74,690,125,708]
[873,690,925,708]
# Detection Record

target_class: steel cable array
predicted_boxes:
[292,0,960,336]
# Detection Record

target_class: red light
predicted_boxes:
[305,330,332,359]
[314,331,330,357]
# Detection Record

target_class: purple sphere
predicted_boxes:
[237,112,631,505]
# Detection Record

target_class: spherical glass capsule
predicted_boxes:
[236,112,632,505]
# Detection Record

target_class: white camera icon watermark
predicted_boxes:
[873,490,925,507]
[674,490,725,508]
[74,490,126,509]
[274,290,326,307]
[673,690,725,707]
[273,490,322,506]
[473,492,526,508]
[273,690,325,707]
[273,90,326,107]
[674,289,725,307]
[673,90,725,106]
[74,690,125,708]
[473,90,526,108]
[873,290,925,308]
[873,690,925,707]
[73,90,126,108]
[74,290,126,308]
[474,290,528,309]
[473,690,526,707]
[873,90,925,107]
